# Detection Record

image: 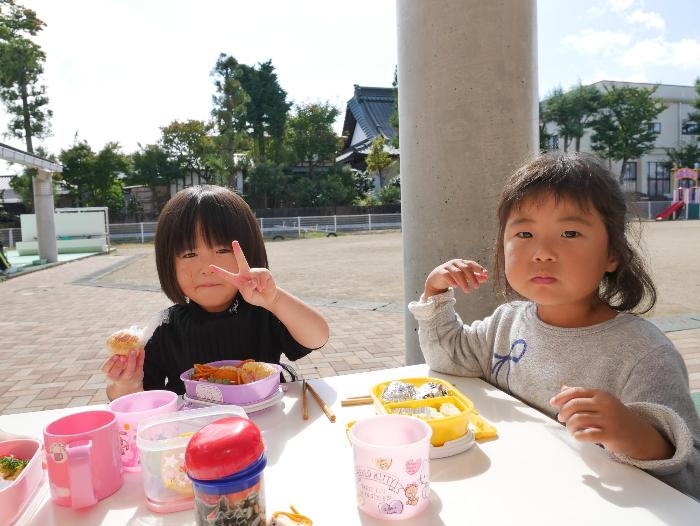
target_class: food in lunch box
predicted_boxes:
[439,403,461,416]
[416,381,450,399]
[191,360,277,385]
[0,454,29,481]
[381,381,417,403]
[106,329,142,356]
[392,407,444,419]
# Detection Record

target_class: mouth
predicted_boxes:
[196,283,222,289]
[531,276,556,285]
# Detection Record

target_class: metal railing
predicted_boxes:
[0,205,695,249]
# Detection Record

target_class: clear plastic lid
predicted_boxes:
[136,405,247,452]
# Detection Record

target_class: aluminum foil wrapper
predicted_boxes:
[391,407,444,420]
[381,381,417,403]
[415,382,450,399]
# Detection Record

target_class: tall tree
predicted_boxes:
[129,143,182,211]
[666,142,700,169]
[236,60,290,162]
[542,84,601,152]
[160,120,219,183]
[286,102,340,179]
[390,66,399,148]
[365,136,393,183]
[590,85,667,183]
[60,141,127,210]
[0,0,51,153]
[211,53,250,186]
[688,78,700,126]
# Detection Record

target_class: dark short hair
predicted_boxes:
[493,151,656,314]
[155,185,268,304]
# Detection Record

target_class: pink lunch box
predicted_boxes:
[0,438,44,525]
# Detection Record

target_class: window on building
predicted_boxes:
[546,135,559,150]
[647,162,671,198]
[622,162,637,193]
[681,121,700,135]
[647,122,661,134]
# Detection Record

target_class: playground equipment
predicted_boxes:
[655,165,700,220]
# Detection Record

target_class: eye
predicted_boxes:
[180,251,196,259]
[516,231,533,239]
[562,231,580,238]
[216,247,232,254]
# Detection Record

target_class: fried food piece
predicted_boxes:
[106,329,141,356]
[0,455,29,481]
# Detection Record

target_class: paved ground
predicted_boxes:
[1,222,699,414]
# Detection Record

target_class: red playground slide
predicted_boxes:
[655,201,684,220]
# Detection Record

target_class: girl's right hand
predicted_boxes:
[101,349,144,389]
[424,259,488,299]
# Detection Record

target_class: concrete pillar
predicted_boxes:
[398,0,538,364]
[33,169,58,263]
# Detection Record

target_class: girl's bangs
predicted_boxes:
[171,193,241,255]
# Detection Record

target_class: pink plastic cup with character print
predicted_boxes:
[43,409,123,508]
[108,390,179,472]
[349,415,432,520]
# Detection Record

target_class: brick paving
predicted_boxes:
[0,253,404,414]
[1,248,698,414]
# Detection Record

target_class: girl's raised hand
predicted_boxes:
[210,240,279,309]
[550,386,674,461]
[424,259,488,299]
[101,348,144,387]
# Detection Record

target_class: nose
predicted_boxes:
[532,243,556,262]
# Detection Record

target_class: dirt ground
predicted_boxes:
[103,221,700,317]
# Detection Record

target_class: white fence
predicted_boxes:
[0,213,402,247]
[0,204,693,248]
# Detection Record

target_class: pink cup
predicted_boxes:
[350,415,432,520]
[108,390,179,472]
[44,409,123,508]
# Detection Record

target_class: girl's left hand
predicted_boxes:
[210,241,279,309]
[550,386,674,461]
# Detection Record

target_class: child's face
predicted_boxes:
[503,193,618,322]
[174,229,240,312]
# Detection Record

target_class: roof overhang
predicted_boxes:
[0,143,63,172]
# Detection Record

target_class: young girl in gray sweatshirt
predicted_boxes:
[409,152,699,499]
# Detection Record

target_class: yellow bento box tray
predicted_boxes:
[370,377,498,446]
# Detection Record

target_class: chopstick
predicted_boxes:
[302,380,309,420]
[304,381,336,423]
[340,397,373,407]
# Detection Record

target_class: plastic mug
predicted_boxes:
[108,389,179,472]
[43,409,123,508]
[349,415,432,520]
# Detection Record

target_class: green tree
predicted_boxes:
[60,141,127,210]
[244,161,288,209]
[286,102,340,179]
[211,53,251,186]
[590,85,667,183]
[315,168,356,206]
[129,143,182,212]
[390,66,399,148]
[0,0,51,153]
[160,120,219,184]
[666,142,700,169]
[687,78,700,126]
[236,60,290,162]
[365,136,393,183]
[542,84,601,152]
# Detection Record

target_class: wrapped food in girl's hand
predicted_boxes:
[105,326,143,356]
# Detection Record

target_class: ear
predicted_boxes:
[605,251,619,273]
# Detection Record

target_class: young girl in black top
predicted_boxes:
[103,185,329,399]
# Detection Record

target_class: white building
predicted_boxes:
[545,81,699,199]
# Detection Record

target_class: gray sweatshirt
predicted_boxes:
[408,289,700,499]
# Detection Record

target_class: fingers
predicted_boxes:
[550,386,595,408]
[448,260,488,293]
[556,396,598,423]
[209,264,246,287]
[102,355,126,381]
[231,240,250,274]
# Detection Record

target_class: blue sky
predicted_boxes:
[1,0,699,171]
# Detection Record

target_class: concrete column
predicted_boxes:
[33,169,58,263]
[398,0,538,364]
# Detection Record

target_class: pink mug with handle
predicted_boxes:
[43,409,123,508]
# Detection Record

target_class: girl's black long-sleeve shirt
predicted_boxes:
[142,295,314,394]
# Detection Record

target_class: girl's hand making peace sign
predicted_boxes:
[424,259,489,299]
[210,240,279,310]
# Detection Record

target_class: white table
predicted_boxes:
[2,364,698,525]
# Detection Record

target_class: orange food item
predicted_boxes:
[106,330,141,356]
[191,360,276,385]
